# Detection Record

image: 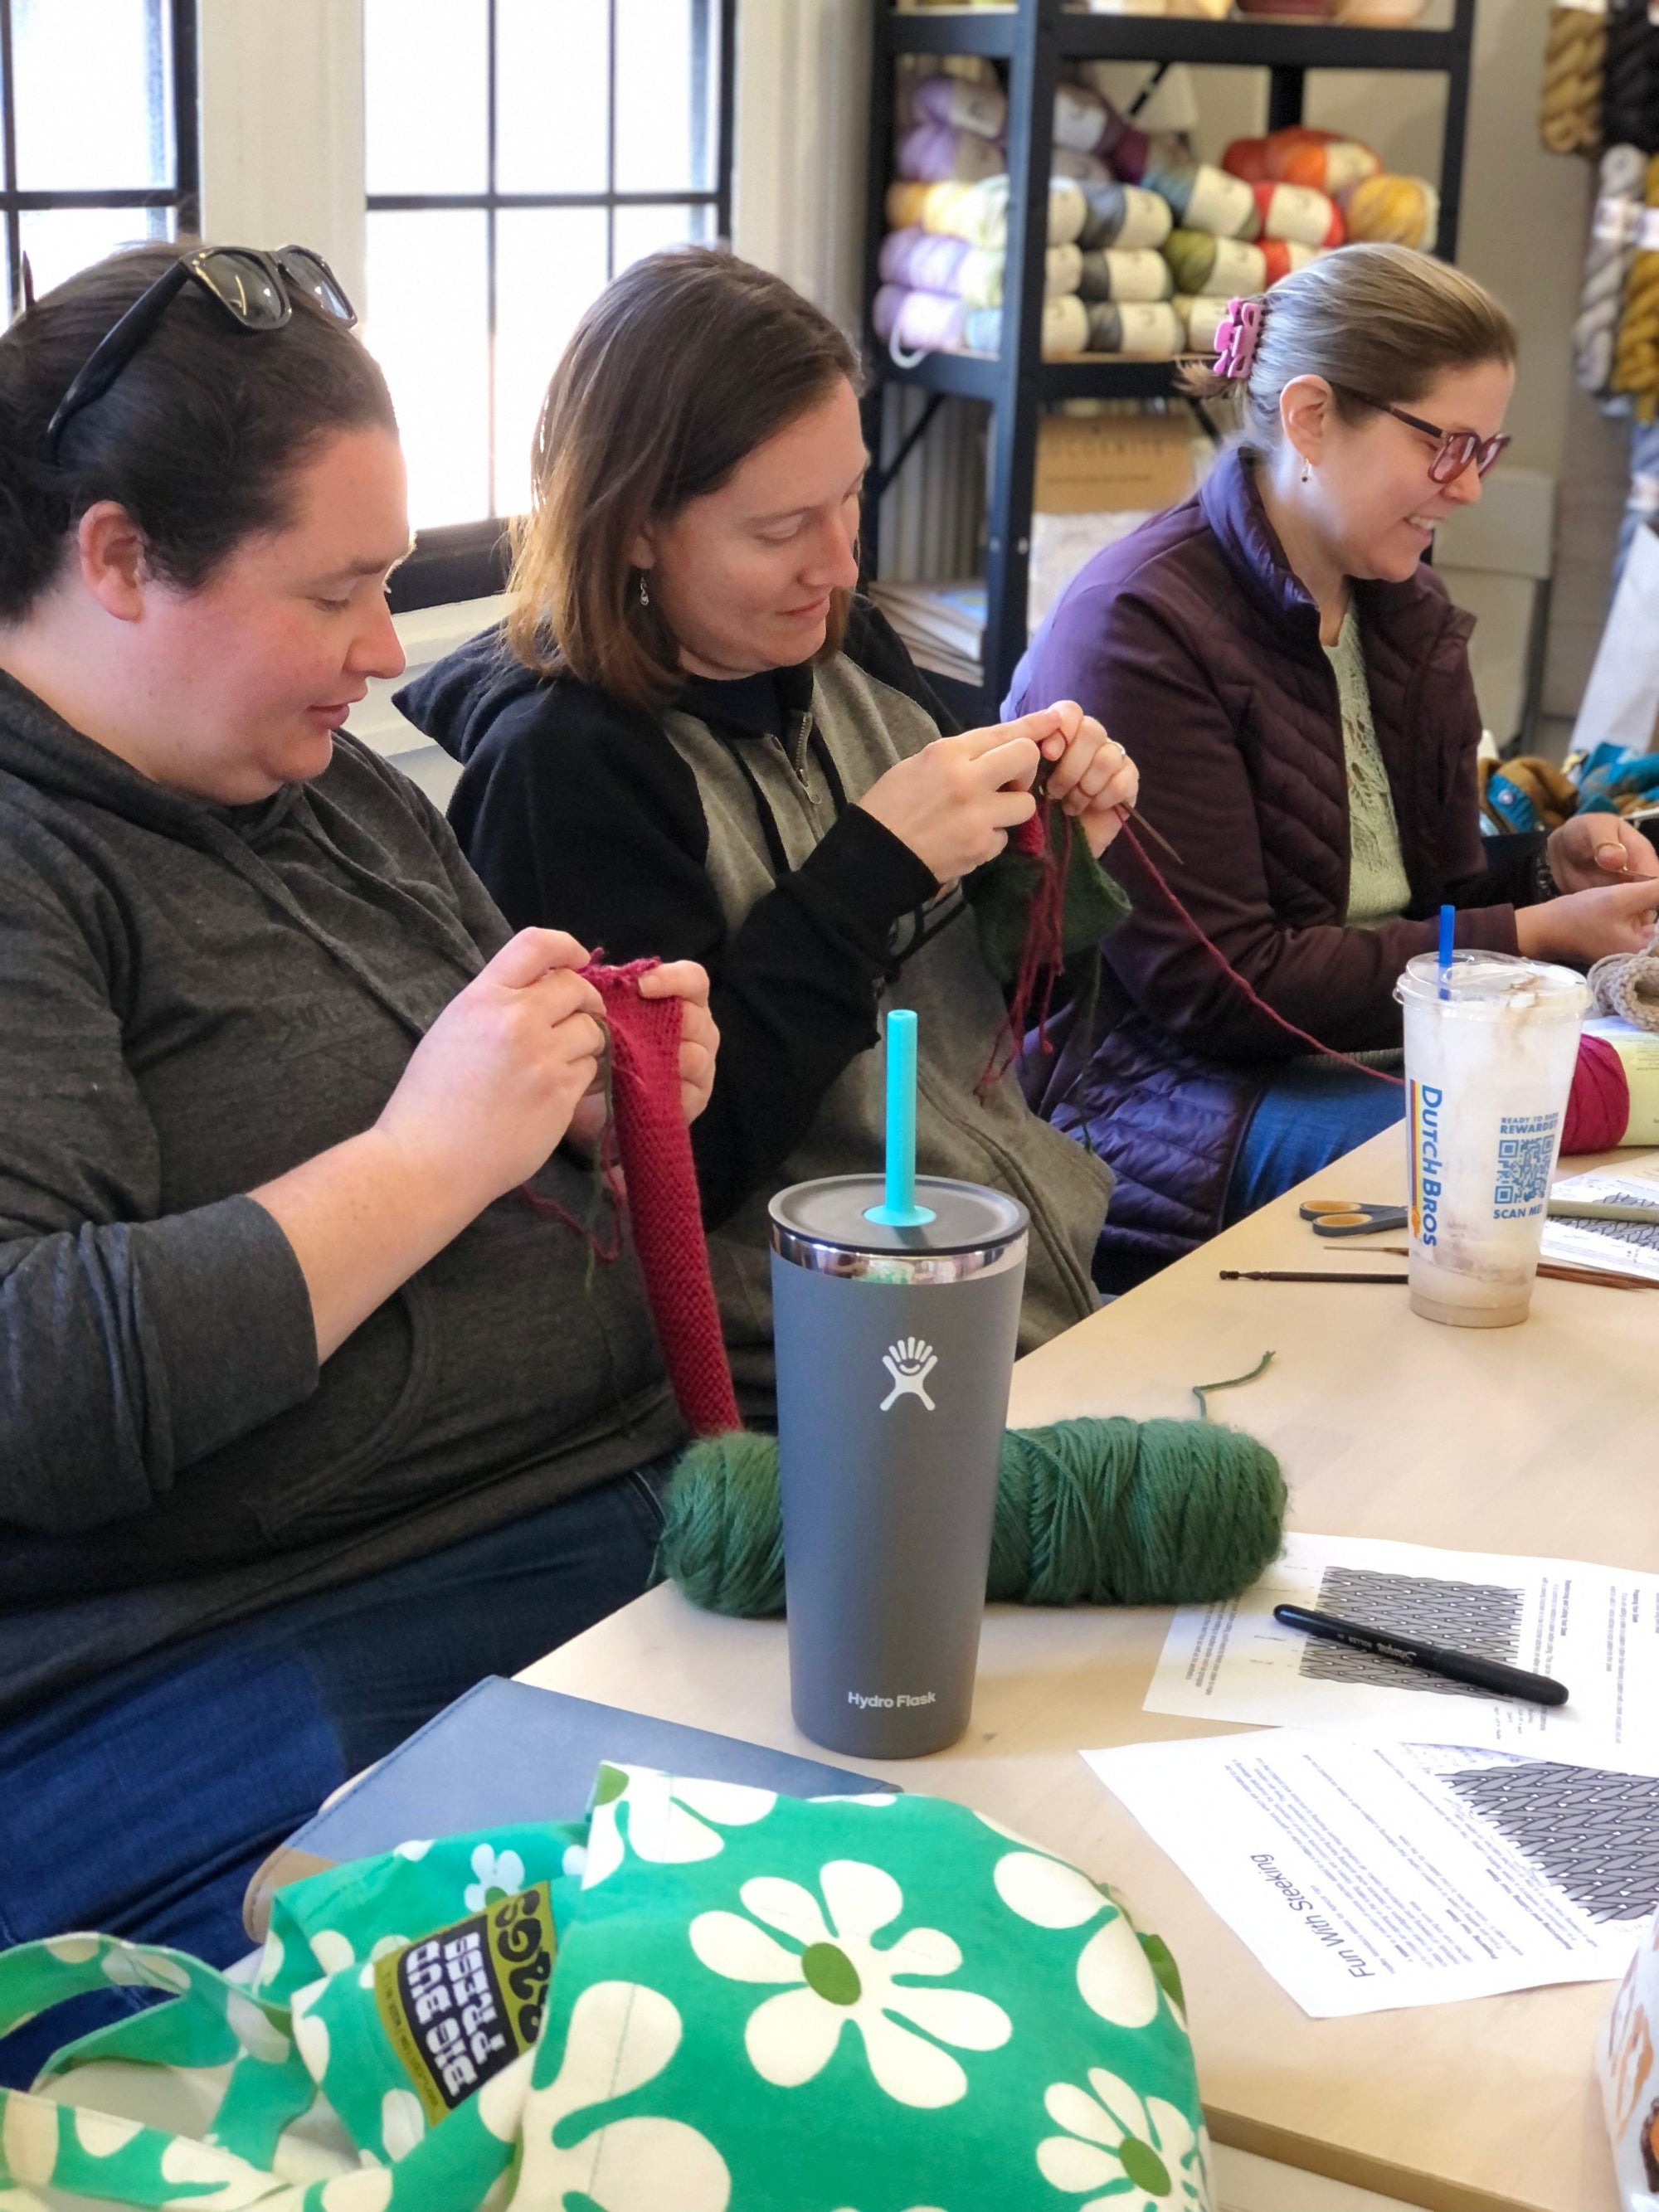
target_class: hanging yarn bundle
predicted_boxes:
[1538,0,1608,156]
[656,1417,1289,1619]
[1601,0,1659,153]
[1612,151,1659,419]
[538,962,741,1438]
[1593,154,1654,393]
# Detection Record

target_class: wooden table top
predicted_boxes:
[523,1127,1658,2212]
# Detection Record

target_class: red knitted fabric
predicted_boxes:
[1562,1030,1631,1153]
[587,960,741,1437]
[980,797,1073,1092]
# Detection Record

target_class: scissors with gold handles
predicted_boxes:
[1298,1198,1410,1238]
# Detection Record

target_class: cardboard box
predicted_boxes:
[1034,411,1199,516]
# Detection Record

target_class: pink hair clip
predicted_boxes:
[1213,296,1263,382]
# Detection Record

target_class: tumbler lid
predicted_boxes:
[770,1174,1028,1257]
[1395,949,1588,1014]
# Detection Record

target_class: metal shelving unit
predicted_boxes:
[859,0,1477,704]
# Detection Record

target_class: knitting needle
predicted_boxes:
[1259,1252,1655,1291]
[1546,1198,1659,1224]
[1027,741,1186,867]
[1221,1269,1406,1284]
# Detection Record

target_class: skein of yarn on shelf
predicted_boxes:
[1574,143,1648,392]
[1538,0,1609,156]
[1612,152,1659,420]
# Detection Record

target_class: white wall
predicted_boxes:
[732,0,873,328]
[197,1,367,314]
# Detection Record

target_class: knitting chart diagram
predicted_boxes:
[1443,1758,1659,1923]
[1299,1567,1525,1698]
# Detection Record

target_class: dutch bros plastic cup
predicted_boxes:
[1395,950,1588,1327]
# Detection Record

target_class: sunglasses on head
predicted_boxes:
[1331,382,1510,486]
[42,244,356,462]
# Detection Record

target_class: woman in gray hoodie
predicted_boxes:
[0,241,715,2077]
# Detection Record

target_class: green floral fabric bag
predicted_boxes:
[0,1768,1211,2211]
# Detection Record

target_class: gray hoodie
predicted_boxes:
[0,673,679,1717]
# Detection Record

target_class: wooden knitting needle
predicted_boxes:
[1238,1253,1655,1291]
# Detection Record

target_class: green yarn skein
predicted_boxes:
[656,1417,1287,1618]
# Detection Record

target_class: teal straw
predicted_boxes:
[864,1009,936,1228]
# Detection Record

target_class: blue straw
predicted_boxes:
[1438,903,1454,1000]
[864,1009,936,1228]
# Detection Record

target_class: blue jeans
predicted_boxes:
[1223,1057,1405,1225]
[0,1461,669,2087]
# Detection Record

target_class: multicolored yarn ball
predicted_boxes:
[1085,299,1184,354]
[1538,0,1608,156]
[1053,80,1112,157]
[1252,179,1344,247]
[1052,146,1114,185]
[910,70,1009,143]
[1149,158,1260,239]
[1173,293,1232,350]
[1574,143,1647,392]
[873,283,967,362]
[1165,227,1268,299]
[1224,126,1380,194]
[878,226,972,294]
[883,176,1087,250]
[1260,238,1322,284]
[896,120,1006,186]
[1078,246,1175,303]
[1339,172,1440,250]
[963,294,1091,359]
[1612,151,1659,419]
[1078,179,1174,252]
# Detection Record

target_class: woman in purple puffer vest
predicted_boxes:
[1006,245,1659,1289]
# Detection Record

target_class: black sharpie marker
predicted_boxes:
[1272,1604,1569,1709]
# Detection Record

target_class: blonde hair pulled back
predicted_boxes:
[1180,243,1517,449]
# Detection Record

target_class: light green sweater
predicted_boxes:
[1326,606,1411,928]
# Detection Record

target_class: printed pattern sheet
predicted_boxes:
[1086,1731,1650,2017]
[1146,1531,1659,1770]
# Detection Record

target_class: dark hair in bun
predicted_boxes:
[0,240,396,620]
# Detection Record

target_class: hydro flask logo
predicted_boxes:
[880,1336,937,1413]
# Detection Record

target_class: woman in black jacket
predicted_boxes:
[404,246,1141,1409]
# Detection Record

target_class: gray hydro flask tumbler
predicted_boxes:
[768,1164,1029,1760]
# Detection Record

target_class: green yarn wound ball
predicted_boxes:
[657,1417,1286,1618]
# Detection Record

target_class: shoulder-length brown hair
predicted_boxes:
[507,246,862,714]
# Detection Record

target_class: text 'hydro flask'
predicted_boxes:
[768,1010,1028,1758]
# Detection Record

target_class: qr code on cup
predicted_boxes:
[1495,1131,1554,1210]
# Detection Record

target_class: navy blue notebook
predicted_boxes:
[285,1676,891,1864]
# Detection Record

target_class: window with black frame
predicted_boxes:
[365,0,734,607]
[0,0,198,317]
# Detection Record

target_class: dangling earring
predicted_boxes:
[637,572,650,609]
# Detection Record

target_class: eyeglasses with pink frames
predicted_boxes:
[1332,384,1511,485]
